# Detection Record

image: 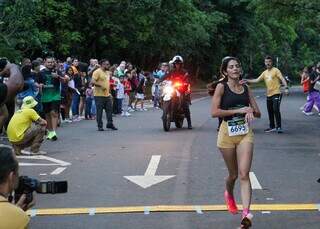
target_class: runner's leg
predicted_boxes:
[236,142,253,210]
[219,147,238,195]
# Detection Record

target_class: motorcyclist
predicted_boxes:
[162,55,192,129]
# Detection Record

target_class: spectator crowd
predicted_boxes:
[0,56,168,155]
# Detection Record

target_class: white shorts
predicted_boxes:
[135,93,145,100]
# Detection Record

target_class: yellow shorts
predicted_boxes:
[217,121,254,148]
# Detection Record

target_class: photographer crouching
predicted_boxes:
[0,146,34,229]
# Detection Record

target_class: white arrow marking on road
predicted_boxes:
[250,172,262,190]
[124,155,175,189]
[51,167,67,175]
[17,155,71,167]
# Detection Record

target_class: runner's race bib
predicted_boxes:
[227,118,249,137]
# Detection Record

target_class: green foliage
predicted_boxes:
[0,0,319,81]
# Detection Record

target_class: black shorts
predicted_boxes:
[43,101,60,114]
[0,83,7,106]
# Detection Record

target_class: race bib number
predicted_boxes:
[227,118,249,137]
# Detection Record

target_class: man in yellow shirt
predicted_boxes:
[0,146,35,229]
[91,59,117,131]
[7,96,47,155]
[245,56,289,133]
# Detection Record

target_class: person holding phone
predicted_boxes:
[38,57,62,141]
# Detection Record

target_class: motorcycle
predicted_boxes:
[160,80,190,131]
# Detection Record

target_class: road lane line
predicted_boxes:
[51,167,66,175]
[27,204,319,216]
[194,206,203,214]
[249,172,262,189]
[30,209,37,217]
[145,155,161,176]
[144,206,150,215]
[88,208,96,216]
[19,163,58,166]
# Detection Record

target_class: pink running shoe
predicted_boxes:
[224,190,238,214]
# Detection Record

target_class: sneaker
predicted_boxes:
[46,131,54,140]
[240,213,253,228]
[276,127,283,133]
[125,112,131,117]
[142,108,148,111]
[264,128,276,133]
[98,127,104,131]
[302,110,314,116]
[121,112,125,117]
[51,132,58,141]
[224,190,238,214]
[65,119,73,123]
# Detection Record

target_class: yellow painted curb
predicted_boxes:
[27,204,319,216]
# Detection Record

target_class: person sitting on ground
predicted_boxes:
[7,96,47,155]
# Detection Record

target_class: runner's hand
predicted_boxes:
[245,112,254,124]
[237,106,253,114]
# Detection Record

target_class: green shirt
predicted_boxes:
[39,69,61,103]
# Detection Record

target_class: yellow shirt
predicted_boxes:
[92,68,111,97]
[7,108,40,142]
[257,67,284,97]
[0,196,30,229]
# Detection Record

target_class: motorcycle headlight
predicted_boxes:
[163,85,174,95]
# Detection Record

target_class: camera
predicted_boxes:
[14,176,68,204]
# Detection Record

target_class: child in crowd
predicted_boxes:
[122,73,132,116]
[85,84,94,120]
[116,76,125,115]
[134,72,147,111]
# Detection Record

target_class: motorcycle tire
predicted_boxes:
[162,101,171,132]
[175,118,183,128]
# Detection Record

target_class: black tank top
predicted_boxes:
[220,82,250,121]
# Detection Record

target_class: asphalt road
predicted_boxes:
[15,89,320,229]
